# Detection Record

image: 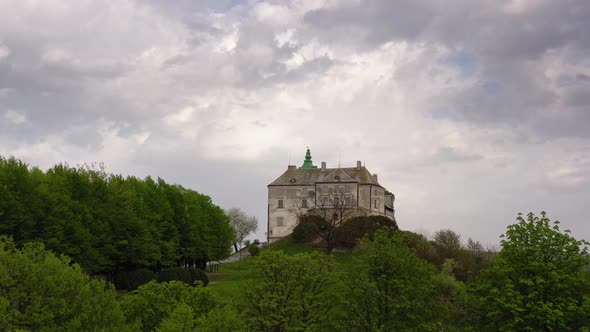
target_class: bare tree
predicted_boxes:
[226,207,258,253]
[302,188,367,253]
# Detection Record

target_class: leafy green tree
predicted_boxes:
[472,212,590,331]
[156,303,198,332]
[194,305,247,332]
[0,236,125,331]
[122,280,218,332]
[434,229,462,259]
[247,243,260,256]
[0,155,234,279]
[243,250,334,331]
[341,230,439,331]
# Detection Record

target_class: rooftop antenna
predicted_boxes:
[288,152,291,165]
[338,150,341,168]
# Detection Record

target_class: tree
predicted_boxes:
[472,212,590,331]
[302,189,364,253]
[242,250,334,331]
[122,280,218,332]
[433,229,462,260]
[226,208,258,253]
[340,230,439,331]
[194,305,247,332]
[0,155,234,280]
[0,236,125,331]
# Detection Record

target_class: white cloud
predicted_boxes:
[4,110,27,124]
[0,44,10,61]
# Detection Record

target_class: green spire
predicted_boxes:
[299,147,317,169]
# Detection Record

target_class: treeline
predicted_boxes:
[0,156,234,276]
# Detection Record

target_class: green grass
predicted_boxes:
[207,235,356,303]
[207,257,255,304]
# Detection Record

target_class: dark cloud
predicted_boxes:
[303,0,590,138]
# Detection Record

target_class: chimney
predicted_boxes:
[356,161,362,170]
[288,165,296,170]
[321,162,326,171]
[374,174,378,182]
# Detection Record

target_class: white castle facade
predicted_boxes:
[267,149,395,244]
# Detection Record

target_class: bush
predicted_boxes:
[115,268,157,291]
[243,251,333,331]
[189,268,209,286]
[247,244,260,256]
[292,215,322,243]
[158,267,208,286]
[122,280,218,331]
[336,215,398,249]
[0,236,125,331]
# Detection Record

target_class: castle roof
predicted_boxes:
[269,148,385,188]
[267,165,383,188]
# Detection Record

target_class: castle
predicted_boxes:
[267,148,395,244]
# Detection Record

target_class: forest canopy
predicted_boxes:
[0,155,234,275]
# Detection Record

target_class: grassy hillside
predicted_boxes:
[207,235,354,303]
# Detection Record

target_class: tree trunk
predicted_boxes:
[233,242,238,253]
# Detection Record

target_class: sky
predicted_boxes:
[1,0,589,247]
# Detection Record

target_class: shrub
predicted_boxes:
[292,215,322,243]
[121,280,218,331]
[189,268,209,286]
[243,251,333,331]
[115,268,157,291]
[336,215,398,248]
[0,236,125,331]
[158,267,191,284]
[158,267,208,286]
[247,244,260,256]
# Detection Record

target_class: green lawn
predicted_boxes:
[207,236,355,303]
[207,257,255,304]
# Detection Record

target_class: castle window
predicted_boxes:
[301,199,307,208]
[333,196,340,206]
[374,199,378,208]
[277,217,284,226]
[278,199,284,208]
[333,214,339,221]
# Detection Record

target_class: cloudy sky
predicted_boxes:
[1,0,589,246]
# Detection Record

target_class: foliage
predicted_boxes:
[242,250,334,331]
[247,243,260,256]
[431,259,474,331]
[336,215,398,249]
[305,193,360,253]
[0,236,125,331]
[156,303,197,332]
[115,268,158,291]
[226,207,258,252]
[0,155,234,278]
[157,267,208,286]
[340,230,439,331]
[434,229,462,259]
[291,215,321,243]
[194,305,248,332]
[122,280,218,331]
[472,212,590,331]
